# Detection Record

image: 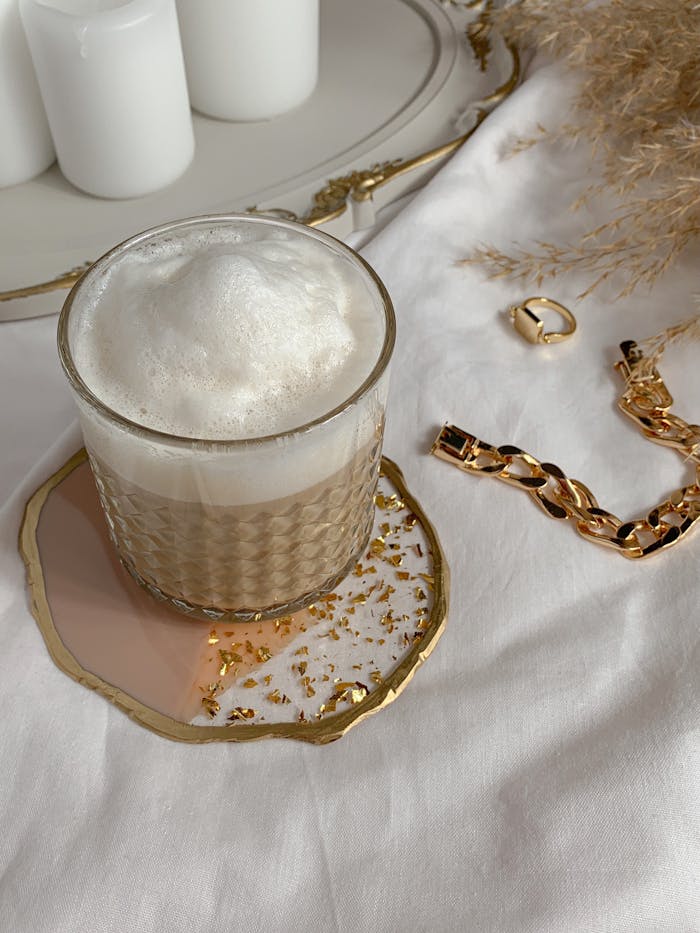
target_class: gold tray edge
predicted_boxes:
[19,450,450,745]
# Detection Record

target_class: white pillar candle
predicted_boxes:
[176,0,319,122]
[0,0,55,188]
[20,0,194,199]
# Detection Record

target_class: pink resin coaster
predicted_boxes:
[20,450,448,743]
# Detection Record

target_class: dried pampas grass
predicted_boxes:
[467,0,700,298]
[636,315,700,376]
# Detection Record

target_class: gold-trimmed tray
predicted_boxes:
[0,0,519,319]
[19,451,449,744]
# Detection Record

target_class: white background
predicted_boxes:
[0,60,698,932]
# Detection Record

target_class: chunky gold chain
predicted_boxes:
[431,340,700,559]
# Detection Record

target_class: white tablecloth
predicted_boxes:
[1,60,698,932]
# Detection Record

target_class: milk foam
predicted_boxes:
[72,225,383,439]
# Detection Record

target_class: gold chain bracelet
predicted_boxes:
[431,340,700,559]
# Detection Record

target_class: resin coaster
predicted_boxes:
[19,450,448,744]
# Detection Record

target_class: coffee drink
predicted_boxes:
[59,215,394,620]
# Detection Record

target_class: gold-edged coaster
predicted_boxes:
[19,450,449,744]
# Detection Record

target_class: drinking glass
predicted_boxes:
[58,214,395,622]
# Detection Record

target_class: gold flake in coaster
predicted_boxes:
[19,450,449,744]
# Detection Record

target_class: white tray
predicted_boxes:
[0,0,517,320]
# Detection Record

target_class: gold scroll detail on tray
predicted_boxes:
[263,39,520,228]
[0,262,92,304]
[432,340,700,559]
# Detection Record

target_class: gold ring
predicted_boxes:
[508,297,577,345]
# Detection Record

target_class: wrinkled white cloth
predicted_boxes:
[1,60,698,933]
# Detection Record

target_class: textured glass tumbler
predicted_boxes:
[58,214,395,622]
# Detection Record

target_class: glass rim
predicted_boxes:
[57,212,396,449]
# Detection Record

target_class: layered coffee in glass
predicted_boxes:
[58,214,395,621]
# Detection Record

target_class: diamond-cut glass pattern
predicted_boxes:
[88,439,382,620]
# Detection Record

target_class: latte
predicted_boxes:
[59,214,395,620]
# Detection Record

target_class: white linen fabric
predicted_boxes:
[1,60,698,933]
